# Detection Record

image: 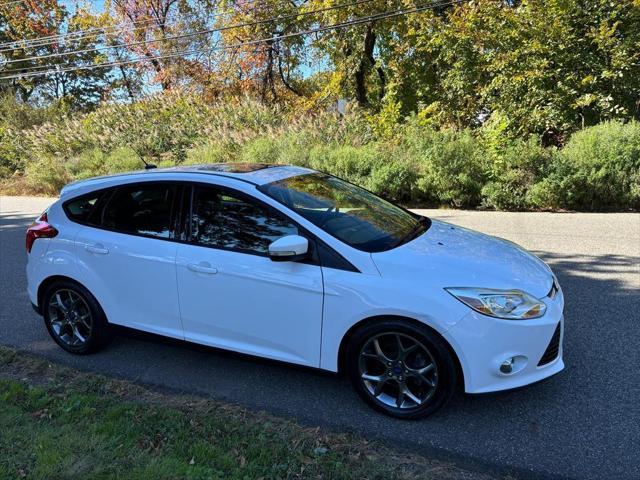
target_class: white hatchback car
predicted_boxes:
[26,164,564,418]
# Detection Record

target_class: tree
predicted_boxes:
[209,0,310,102]
[306,0,393,108]
[0,0,115,109]
[402,0,640,142]
[0,0,65,101]
[108,0,217,91]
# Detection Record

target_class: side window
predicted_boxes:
[103,184,176,239]
[191,186,298,254]
[64,192,103,226]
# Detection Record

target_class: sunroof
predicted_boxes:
[195,163,275,173]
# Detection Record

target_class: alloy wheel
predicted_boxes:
[47,289,93,348]
[358,332,439,409]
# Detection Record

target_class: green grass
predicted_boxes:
[0,347,488,480]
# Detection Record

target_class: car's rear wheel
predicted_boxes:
[43,280,112,354]
[346,320,457,419]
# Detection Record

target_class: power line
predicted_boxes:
[0,0,269,51]
[0,1,262,51]
[0,0,464,81]
[0,18,158,52]
[0,0,377,65]
[2,1,458,79]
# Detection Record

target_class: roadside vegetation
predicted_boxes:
[0,347,496,480]
[1,0,639,211]
[1,93,639,211]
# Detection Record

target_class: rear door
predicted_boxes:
[73,182,184,339]
[175,183,324,367]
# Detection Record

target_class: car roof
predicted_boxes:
[60,163,315,198]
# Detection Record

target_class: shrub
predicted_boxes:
[403,121,487,207]
[240,137,284,165]
[0,125,22,179]
[481,139,553,210]
[67,148,107,180]
[66,147,142,180]
[24,157,69,195]
[0,93,70,178]
[5,92,639,211]
[367,152,417,202]
[185,142,237,165]
[104,147,145,174]
[529,121,640,210]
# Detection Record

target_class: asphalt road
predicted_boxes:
[1,196,639,480]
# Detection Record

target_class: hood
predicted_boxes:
[371,219,553,298]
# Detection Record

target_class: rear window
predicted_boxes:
[63,192,103,225]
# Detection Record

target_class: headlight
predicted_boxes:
[445,287,546,320]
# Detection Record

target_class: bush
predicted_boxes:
[530,121,640,210]
[481,139,553,210]
[402,121,487,207]
[185,142,237,165]
[240,137,284,165]
[104,148,145,174]
[66,147,142,180]
[0,93,70,178]
[4,92,639,211]
[67,148,106,180]
[24,157,69,195]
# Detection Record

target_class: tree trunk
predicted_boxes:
[354,24,377,107]
[278,51,302,96]
[261,41,277,102]
[118,64,136,102]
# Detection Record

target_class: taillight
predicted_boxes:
[26,211,58,253]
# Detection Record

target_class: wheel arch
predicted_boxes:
[336,315,465,390]
[37,275,92,314]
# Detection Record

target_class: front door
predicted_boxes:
[176,184,324,367]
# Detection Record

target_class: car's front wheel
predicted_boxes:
[346,320,457,419]
[43,280,112,354]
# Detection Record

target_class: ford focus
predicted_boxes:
[26,163,564,419]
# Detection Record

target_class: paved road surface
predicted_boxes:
[1,196,639,480]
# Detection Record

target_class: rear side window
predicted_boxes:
[64,192,103,225]
[103,184,177,239]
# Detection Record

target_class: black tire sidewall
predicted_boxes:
[346,319,457,419]
[42,280,111,355]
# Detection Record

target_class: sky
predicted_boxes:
[62,0,105,14]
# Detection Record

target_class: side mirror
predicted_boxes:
[268,235,309,262]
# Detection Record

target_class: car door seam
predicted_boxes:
[319,256,326,369]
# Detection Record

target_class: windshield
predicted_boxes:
[258,173,429,252]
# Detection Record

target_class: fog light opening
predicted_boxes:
[500,357,514,374]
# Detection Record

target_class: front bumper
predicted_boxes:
[443,287,565,394]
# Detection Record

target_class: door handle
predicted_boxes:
[187,262,218,275]
[85,243,109,255]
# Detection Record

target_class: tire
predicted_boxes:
[346,319,457,419]
[42,280,112,354]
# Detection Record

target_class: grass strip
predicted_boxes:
[0,347,498,480]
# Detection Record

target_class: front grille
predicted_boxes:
[538,322,561,366]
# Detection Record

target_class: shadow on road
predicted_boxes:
[0,211,37,230]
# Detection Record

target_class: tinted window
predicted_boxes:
[259,173,429,253]
[64,193,102,225]
[191,186,298,254]
[103,184,176,238]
